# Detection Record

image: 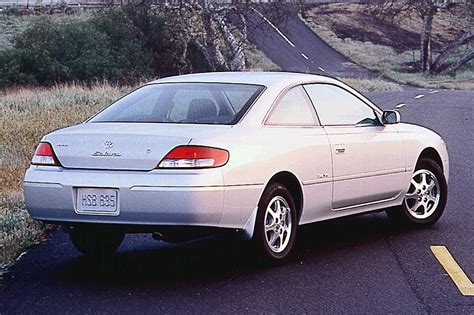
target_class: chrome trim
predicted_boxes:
[333,193,402,211]
[333,169,406,182]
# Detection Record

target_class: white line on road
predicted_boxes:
[318,67,326,72]
[251,7,296,48]
[429,90,440,94]
[395,103,406,109]
[301,53,309,60]
[414,94,425,99]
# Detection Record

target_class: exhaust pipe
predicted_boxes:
[152,232,164,241]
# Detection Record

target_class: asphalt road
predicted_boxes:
[1,88,472,314]
[1,8,473,315]
[246,7,374,78]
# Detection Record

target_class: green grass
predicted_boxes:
[301,15,474,90]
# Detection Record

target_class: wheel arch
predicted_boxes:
[263,171,304,223]
[417,147,443,172]
[240,171,304,241]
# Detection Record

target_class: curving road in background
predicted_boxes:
[245,6,375,78]
[1,7,473,314]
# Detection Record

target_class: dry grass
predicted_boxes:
[0,74,400,272]
[381,70,474,90]
[304,3,470,51]
[0,192,46,272]
[1,82,129,191]
[0,82,131,270]
[244,40,399,91]
[339,78,402,92]
[302,4,474,89]
[246,43,281,71]
[0,14,278,269]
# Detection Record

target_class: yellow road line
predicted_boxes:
[431,246,474,296]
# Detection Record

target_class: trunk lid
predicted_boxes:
[44,123,228,171]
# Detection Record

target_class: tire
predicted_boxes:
[252,183,298,263]
[69,226,124,257]
[386,158,447,226]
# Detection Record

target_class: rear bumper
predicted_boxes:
[24,166,260,228]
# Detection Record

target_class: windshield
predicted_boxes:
[90,83,265,125]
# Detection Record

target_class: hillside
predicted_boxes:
[303,3,473,89]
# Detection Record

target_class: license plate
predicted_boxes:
[76,188,118,215]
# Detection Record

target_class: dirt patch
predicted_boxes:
[305,3,471,53]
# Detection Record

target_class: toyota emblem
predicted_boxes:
[103,141,114,149]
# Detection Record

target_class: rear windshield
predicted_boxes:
[90,83,265,125]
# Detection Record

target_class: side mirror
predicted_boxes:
[382,110,400,125]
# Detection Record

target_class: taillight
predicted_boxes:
[31,142,60,166]
[158,146,229,169]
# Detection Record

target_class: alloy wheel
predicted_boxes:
[264,196,292,253]
[404,169,440,220]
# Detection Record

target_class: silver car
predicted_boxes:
[24,72,449,262]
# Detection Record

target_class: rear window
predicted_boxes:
[90,83,265,125]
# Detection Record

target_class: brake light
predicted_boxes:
[158,146,229,169]
[31,142,60,166]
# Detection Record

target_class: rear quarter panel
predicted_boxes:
[190,123,333,228]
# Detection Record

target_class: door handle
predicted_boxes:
[335,145,346,154]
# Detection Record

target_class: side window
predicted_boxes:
[266,86,319,126]
[304,84,379,126]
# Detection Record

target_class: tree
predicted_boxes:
[0,1,289,86]
[371,0,474,75]
[431,27,474,74]
[159,1,247,72]
[159,1,288,72]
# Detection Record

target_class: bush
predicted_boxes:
[0,16,153,86]
[0,5,208,87]
[91,6,184,79]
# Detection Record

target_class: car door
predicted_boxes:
[303,83,406,211]
[264,85,333,224]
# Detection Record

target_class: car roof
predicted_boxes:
[152,71,341,88]
[151,71,382,116]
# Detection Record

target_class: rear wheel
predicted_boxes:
[386,158,447,226]
[69,226,124,257]
[252,183,298,263]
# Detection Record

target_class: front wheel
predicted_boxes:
[69,226,124,257]
[386,158,447,226]
[252,183,298,263]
